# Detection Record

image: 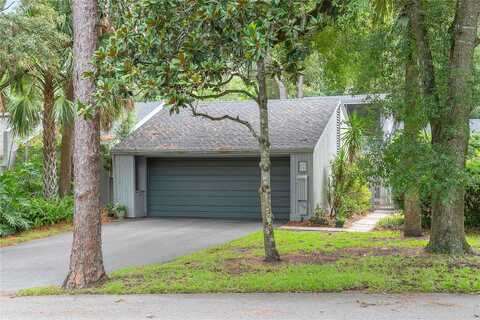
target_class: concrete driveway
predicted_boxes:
[0,218,260,292]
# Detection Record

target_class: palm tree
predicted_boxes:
[0,1,71,198]
[341,113,364,164]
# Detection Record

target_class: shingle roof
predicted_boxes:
[135,101,162,122]
[113,96,366,154]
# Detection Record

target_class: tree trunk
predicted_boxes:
[404,188,422,237]
[403,43,422,237]
[257,58,280,262]
[64,0,106,289]
[42,71,58,199]
[59,79,74,197]
[274,75,287,100]
[427,0,479,254]
[296,74,304,98]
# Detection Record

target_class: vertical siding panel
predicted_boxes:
[290,152,313,221]
[113,155,135,217]
[134,156,147,217]
[312,103,345,212]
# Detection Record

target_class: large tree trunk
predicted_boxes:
[427,0,479,254]
[42,71,58,199]
[404,188,422,237]
[274,75,287,100]
[403,44,422,238]
[257,58,280,262]
[296,74,304,98]
[64,0,106,289]
[59,79,74,197]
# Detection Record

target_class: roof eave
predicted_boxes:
[111,147,314,157]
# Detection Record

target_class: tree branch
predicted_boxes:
[188,103,259,141]
[274,0,339,45]
[189,89,257,101]
[408,0,441,137]
[408,0,437,99]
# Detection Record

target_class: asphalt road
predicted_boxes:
[0,218,260,292]
[1,293,479,320]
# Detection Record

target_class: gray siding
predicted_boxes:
[289,152,314,221]
[0,117,7,160]
[147,158,290,220]
[0,117,17,170]
[113,155,135,217]
[312,104,347,212]
[134,156,147,217]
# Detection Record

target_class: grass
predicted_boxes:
[0,222,72,248]
[18,230,480,296]
[375,212,405,230]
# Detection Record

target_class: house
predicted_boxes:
[0,113,16,173]
[111,96,380,221]
[471,119,480,134]
[100,101,163,205]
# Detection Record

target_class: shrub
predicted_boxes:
[376,212,405,230]
[0,144,74,236]
[105,202,128,219]
[21,197,74,228]
[401,134,480,229]
[309,205,329,225]
[328,150,372,222]
[465,155,480,228]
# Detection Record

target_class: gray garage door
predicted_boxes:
[147,158,290,220]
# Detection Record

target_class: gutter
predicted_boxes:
[111,148,315,157]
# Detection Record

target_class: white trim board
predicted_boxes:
[132,102,164,132]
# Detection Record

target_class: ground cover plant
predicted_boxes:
[19,230,480,296]
[375,212,405,231]
[0,143,73,236]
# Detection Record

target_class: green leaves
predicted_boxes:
[0,144,74,236]
[76,101,95,120]
[94,0,329,108]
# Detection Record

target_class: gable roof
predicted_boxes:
[113,96,368,155]
[101,101,163,142]
[134,101,163,122]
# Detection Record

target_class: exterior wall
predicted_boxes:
[134,156,147,217]
[0,116,7,159]
[290,152,314,221]
[312,104,347,213]
[0,117,17,172]
[113,155,136,218]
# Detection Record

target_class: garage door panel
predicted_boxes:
[150,196,259,206]
[149,197,291,207]
[149,207,289,218]
[150,190,261,197]
[147,158,290,219]
[150,181,259,191]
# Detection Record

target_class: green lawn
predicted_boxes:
[0,222,72,248]
[19,230,480,296]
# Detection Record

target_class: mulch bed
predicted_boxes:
[284,211,371,229]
